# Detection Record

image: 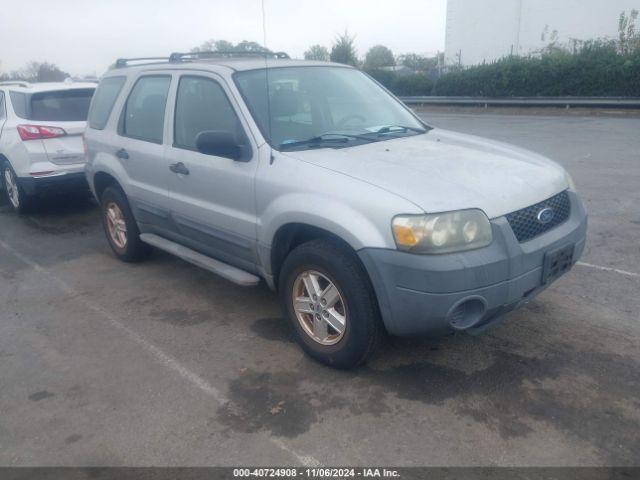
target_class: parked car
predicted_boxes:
[0,80,96,213]
[84,52,587,369]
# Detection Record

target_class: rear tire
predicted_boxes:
[100,186,151,262]
[1,161,33,214]
[279,239,384,369]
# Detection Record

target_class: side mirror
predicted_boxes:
[195,130,250,161]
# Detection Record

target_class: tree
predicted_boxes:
[304,45,330,61]
[618,9,639,55]
[191,39,266,53]
[235,40,267,52]
[364,45,395,70]
[330,31,359,67]
[192,39,235,52]
[397,53,437,72]
[3,61,69,82]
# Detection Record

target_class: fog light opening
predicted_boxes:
[448,297,487,331]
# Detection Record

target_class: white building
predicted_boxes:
[445,0,638,66]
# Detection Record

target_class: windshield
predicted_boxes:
[234,66,427,150]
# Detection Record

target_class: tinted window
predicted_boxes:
[10,92,28,118]
[121,76,171,143]
[174,76,244,150]
[30,89,94,121]
[89,77,126,129]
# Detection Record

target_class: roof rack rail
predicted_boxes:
[168,50,290,63]
[0,80,30,88]
[114,57,169,68]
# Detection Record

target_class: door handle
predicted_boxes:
[169,162,189,175]
[115,148,129,160]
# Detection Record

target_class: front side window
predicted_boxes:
[234,66,427,150]
[121,75,171,143]
[89,76,126,129]
[174,76,244,150]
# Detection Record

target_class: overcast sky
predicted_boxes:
[0,0,447,77]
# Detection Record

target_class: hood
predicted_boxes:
[283,129,569,219]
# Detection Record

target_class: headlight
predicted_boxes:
[565,171,577,192]
[392,209,493,254]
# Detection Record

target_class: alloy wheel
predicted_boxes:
[292,270,347,345]
[105,202,127,249]
[4,168,20,209]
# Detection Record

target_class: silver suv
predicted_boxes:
[84,52,587,368]
[0,80,96,212]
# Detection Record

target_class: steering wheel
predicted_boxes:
[336,114,367,128]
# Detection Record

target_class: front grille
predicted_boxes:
[506,190,571,243]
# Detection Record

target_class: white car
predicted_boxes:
[0,80,96,212]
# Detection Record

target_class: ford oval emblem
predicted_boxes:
[537,207,554,224]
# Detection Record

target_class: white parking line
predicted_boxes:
[577,261,640,279]
[0,238,321,467]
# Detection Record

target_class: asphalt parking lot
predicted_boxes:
[1,110,639,467]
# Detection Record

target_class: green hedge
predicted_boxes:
[366,69,436,96]
[370,42,640,97]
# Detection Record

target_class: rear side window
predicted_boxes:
[174,76,243,150]
[9,89,94,121]
[30,89,94,121]
[89,77,126,129]
[10,92,28,118]
[121,75,171,144]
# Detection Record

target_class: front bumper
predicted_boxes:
[17,172,89,196]
[358,191,588,336]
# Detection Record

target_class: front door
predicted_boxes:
[166,73,259,271]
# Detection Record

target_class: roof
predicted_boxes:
[106,58,352,76]
[0,81,98,93]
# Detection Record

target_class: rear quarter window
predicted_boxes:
[9,91,28,118]
[89,76,126,130]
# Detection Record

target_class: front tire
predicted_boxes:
[100,186,151,262]
[2,161,32,214]
[279,239,384,369]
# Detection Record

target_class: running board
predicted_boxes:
[139,233,260,286]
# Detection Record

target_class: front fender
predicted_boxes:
[259,192,389,252]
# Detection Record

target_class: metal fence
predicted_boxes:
[399,96,640,109]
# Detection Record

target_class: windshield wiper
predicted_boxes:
[374,125,428,135]
[278,132,375,150]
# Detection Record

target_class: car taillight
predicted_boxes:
[17,125,67,141]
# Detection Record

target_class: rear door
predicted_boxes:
[29,88,95,165]
[116,74,173,230]
[165,73,259,270]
